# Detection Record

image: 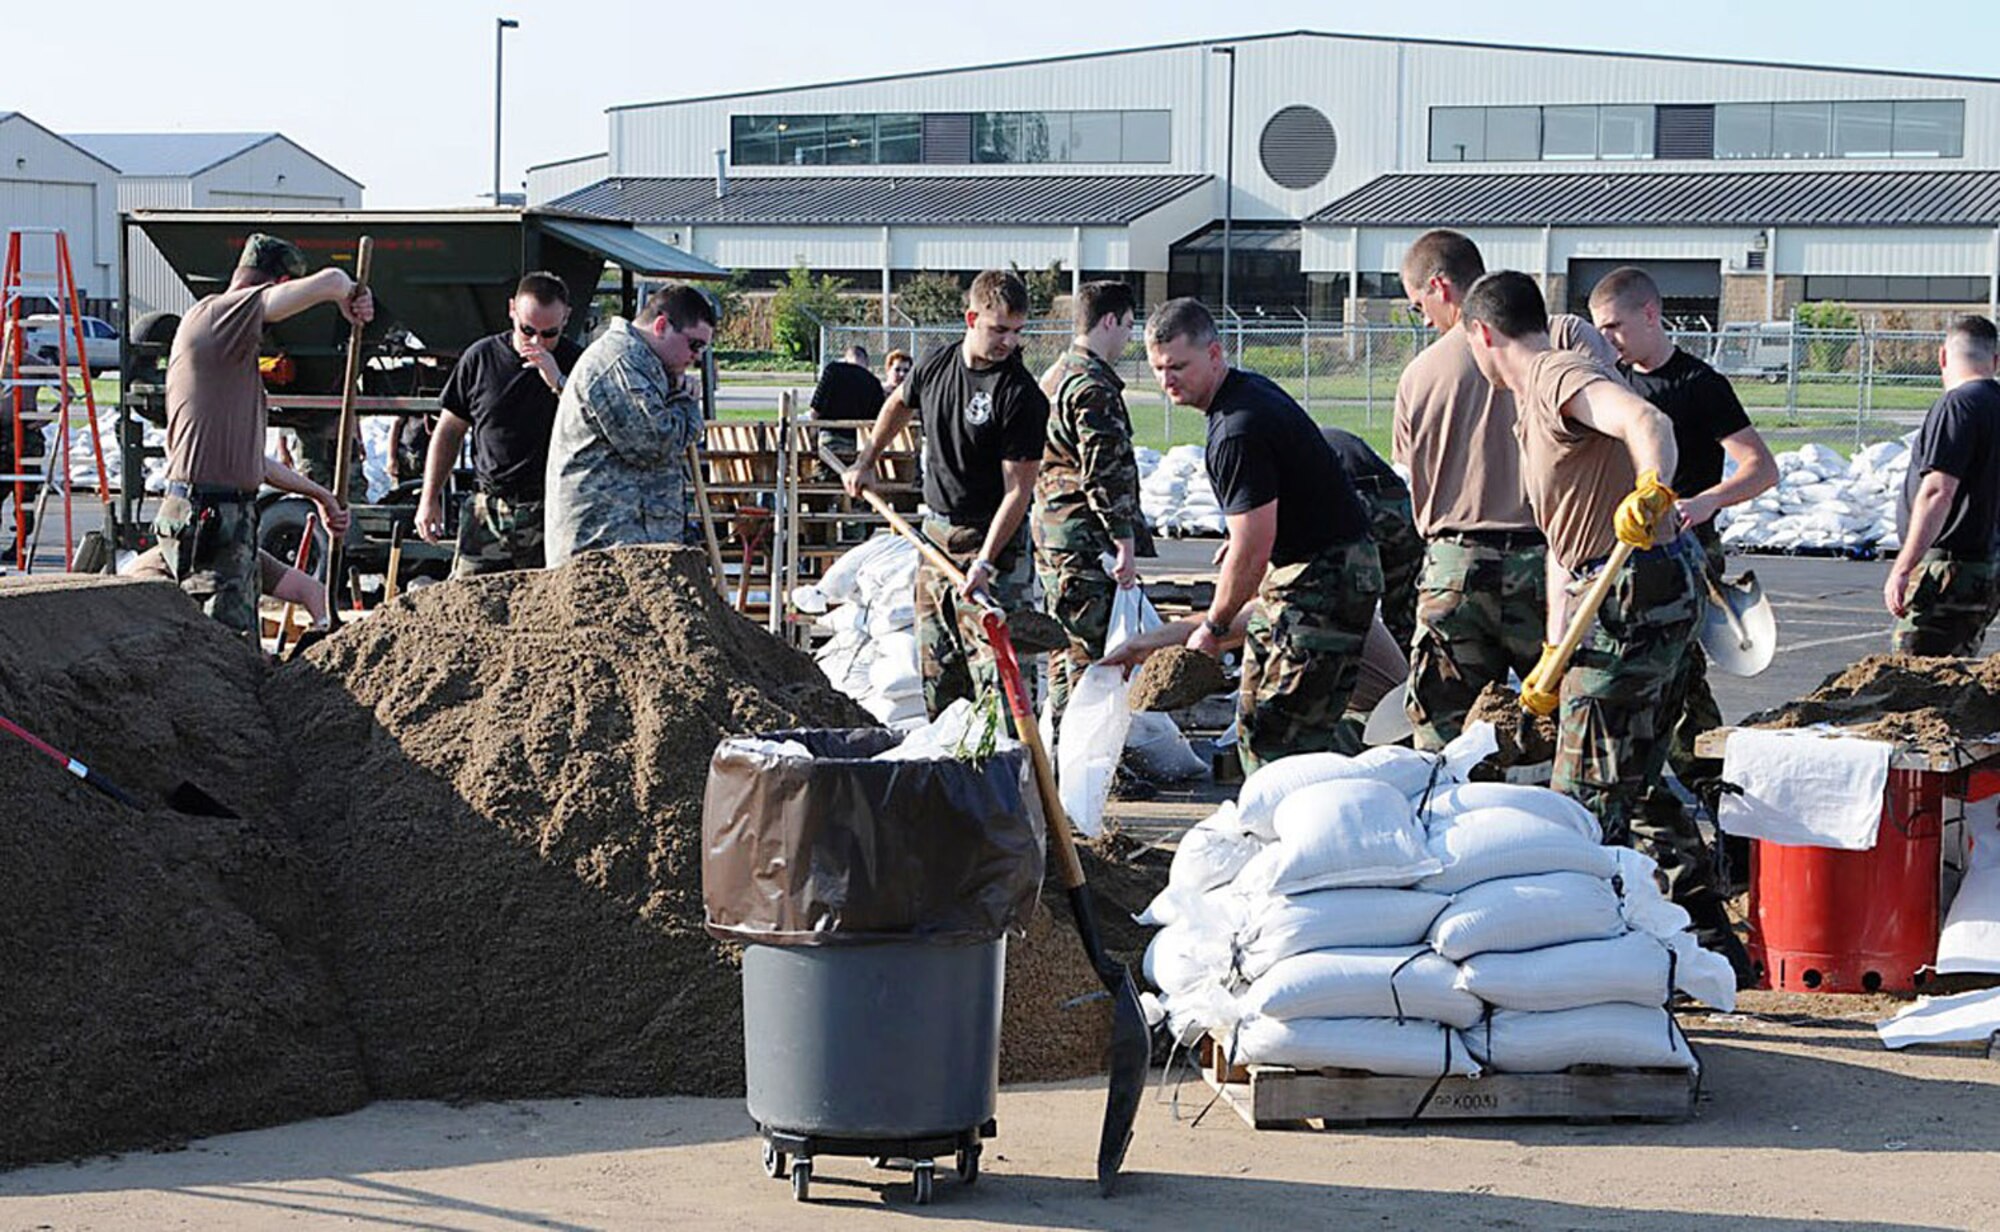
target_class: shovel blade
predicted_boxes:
[1362,681,1414,746]
[167,781,239,819]
[1700,570,1777,677]
[1097,964,1149,1196]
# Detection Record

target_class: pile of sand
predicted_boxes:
[1128,646,1231,713]
[1747,653,2000,749]
[1466,682,1558,770]
[0,549,1165,1167]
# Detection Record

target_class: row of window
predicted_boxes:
[1430,99,1965,164]
[1801,275,1988,303]
[730,110,1171,167]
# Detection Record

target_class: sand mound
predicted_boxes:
[1466,682,1558,770]
[1747,653,2000,749]
[1128,646,1231,713]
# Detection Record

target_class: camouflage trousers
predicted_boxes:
[1239,538,1382,775]
[291,424,370,508]
[1364,490,1424,653]
[1554,534,1718,907]
[452,492,546,578]
[1660,528,1727,813]
[1893,550,2000,658]
[152,489,260,637]
[1405,534,1548,751]
[915,518,1034,721]
[1037,546,1116,724]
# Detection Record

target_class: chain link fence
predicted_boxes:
[824,320,1948,459]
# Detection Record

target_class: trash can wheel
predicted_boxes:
[912,1160,934,1205]
[955,1144,979,1184]
[790,1159,812,1202]
[762,1139,787,1179]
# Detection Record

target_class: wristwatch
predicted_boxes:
[1202,615,1230,638]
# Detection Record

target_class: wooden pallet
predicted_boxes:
[1198,1036,1695,1130]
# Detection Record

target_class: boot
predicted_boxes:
[1684,892,1759,990]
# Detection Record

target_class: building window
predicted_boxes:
[1429,107,1485,163]
[1804,274,1987,303]
[733,109,1170,166]
[1832,101,1894,159]
[1066,111,1121,161]
[1123,110,1171,162]
[825,115,875,166]
[1714,103,1772,159]
[877,114,922,163]
[1599,105,1655,160]
[1541,106,1600,160]
[1428,98,1961,164]
[1485,106,1541,161]
[1893,100,1964,158]
[1770,102,1832,159]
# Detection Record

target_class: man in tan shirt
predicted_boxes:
[1461,268,1750,984]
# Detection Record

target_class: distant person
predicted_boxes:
[846,270,1049,719]
[1885,315,2000,656]
[1034,280,1141,723]
[883,348,913,395]
[149,233,369,636]
[1146,297,1378,772]
[1319,427,1421,652]
[416,271,582,576]
[544,284,716,567]
[810,343,886,456]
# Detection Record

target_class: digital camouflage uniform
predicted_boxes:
[1405,534,1548,750]
[151,487,260,636]
[1554,533,1719,907]
[1893,549,2000,657]
[453,492,545,577]
[1239,537,1383,773]
[1032,342,1140,721]
[1357,485,1423,652]
[543,317,702,567]
[916,518,1034,719]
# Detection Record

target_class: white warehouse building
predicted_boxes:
[530,29,2000,327]
[0,113,120,306]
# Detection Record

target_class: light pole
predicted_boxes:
[493,17,519,203]
[1212,44,1236,315]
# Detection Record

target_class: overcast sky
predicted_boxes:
[14,1,1992,206]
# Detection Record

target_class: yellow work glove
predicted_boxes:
[1613,469,1679,550]
[1520,642,1564,717]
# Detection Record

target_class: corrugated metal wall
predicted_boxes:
[527,154,609,205]
[0,117,118,299]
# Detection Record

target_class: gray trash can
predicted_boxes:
[704,728,1045,1204]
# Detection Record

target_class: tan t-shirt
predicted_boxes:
[164,284,269,491]
[1393,325,1534,536]
[1514,348,1635,571]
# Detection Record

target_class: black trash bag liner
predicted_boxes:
[703,728,1046,946]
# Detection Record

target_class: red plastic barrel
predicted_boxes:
[1747,768,1942,994]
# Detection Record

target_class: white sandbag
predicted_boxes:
[1665,931,1738,1012]
[1123,711,1209,782]
[1168,802,1264,893]
[1415,782,1600,841]
[1610,847,1693,937]
[1351,745,1443,798]
[1466,1004,1697,1072]
[1454,932,1673,1011]
[1239,947,1484,1029]
[1057,576,1161,837]
[1234,887,1453,979]
[1428,871,1627,961]
[1239,779,1439,894]
[1235,752,1362,839]
[1142,922,1236,998]
[1419,809,1620,893]
[816,533,907,603]
[866,632,922,698]
[1232,1016,1480,1077]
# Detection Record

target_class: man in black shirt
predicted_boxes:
[1321,427,1422,651]
[1145,297,1380,771]
[1591,267,1778,835]
[847,270,1049,718]
[416,271,583,576]
[810,344,887,456]
[1887,315,2000,656]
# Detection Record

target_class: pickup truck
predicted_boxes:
[18,313,122,374]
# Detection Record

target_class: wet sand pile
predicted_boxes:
[1128,647,1231,713]
[1,549,1170,1167]
[0,578,363,1169]
[1466,682,1558,770]
[1746,653,2000,749]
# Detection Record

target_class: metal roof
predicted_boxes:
[1307,169,2000,228]
[536,218,727,280]
[66,132,364,188]
[548,174,1212,226]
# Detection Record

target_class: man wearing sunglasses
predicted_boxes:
[416,271,581,576]
[545,284,717,567]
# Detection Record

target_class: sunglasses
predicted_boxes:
[516,322,563,341]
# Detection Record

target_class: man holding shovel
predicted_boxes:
[1463,270,1750,981]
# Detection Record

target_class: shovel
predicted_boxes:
[1698,568,1776,677]
[856,483,1147,1196]
[0,713,237,817]
[1362,682,1414,746]
[1520,541,1635,717]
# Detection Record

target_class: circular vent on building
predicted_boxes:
[1259,105,1336,190]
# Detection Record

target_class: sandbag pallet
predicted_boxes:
[1196,1034,1696,1129]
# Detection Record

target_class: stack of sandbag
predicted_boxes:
[1715,438,1913,555]
[1140,732,1735,1079]
[792,533,925,729]
[38,409,166,496]
[1138,444,1224,538]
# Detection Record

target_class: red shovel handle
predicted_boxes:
[981,611,1088,891]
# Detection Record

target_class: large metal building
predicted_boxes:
[0,113,120,306]
[529,29,2000,326]
[66,132,362,319]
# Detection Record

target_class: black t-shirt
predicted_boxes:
[1206,369,1368,566]
[1320,427,1407,499]
[1620,348,1751,496]
[438,331,584,499]
[810,360,886,422]
[905,342,1049,526]
[1900,379,2000,557]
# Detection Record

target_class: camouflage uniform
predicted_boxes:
[1554,533,1719,907]
[151,485,261,636]
[1659,525,1726,814]
[290,424,369,507]
[1239,538,1383,773]
[1893,549,2000,657]
[1359,487,1424,652]
[1405,533,1548,750]
[1032,342,1140,721]
[452,492,545,577]
[916,518,1034,719]
[543,318,702,567]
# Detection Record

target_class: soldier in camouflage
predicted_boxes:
[1145,297,1381,773]
[1320,427,1422,651]
[1034,280,1142,721]
[1463,269,1751,986]
[543,285,715,568]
